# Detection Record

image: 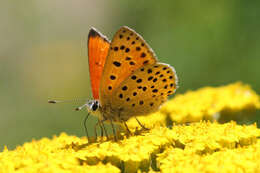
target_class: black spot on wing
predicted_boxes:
[152,89,158,93]
[140,53,146,58]
[126,57,131,61]
[113,47,118,51]
[131,75,137,80]
[122,86,128,91]
[110,75,116,80]
[113,61,121,67]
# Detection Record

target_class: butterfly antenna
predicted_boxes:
[48,98,87,104]
[48,99,89,112]
[75,104,88,111]
[48,100,59,103]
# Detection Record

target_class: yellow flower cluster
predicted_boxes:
[162,82,260,123]
[0,134,120,173]
[1,122,260,173]
[157,140,260,173]
[1,82,260,173]
[126,82,260,129]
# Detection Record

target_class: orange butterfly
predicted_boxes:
[49,26,178,140]
[86,26,178,140]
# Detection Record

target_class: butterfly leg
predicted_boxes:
[94,121,98,140]
[123,121,132,135]
[100,120,109,139]
[94,120,105,140]
[109,118,117,141]
[99,120,104,138]
[135,117,150,130]
[83,112,91,142]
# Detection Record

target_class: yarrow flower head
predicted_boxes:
[1,82,260,173]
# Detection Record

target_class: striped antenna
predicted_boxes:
[48,98,89,111]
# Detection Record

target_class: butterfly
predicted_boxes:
[85,26,178,139]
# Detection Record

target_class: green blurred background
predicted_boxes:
[1,0,260,150]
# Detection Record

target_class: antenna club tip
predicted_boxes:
[48,100,57,104]
[75,107,80,111]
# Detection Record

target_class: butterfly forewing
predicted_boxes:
[110,63,178,121]
[99,26,157,105]
[88,28,110,99]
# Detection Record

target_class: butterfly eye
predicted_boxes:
[92,101,99,111]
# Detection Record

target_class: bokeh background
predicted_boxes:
[1,0,260,150]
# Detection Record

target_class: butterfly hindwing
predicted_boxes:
[110,63,178,121]
[99,26,157,105]
[88,28,110,99]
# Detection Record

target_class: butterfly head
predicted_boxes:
[85,100,102,118]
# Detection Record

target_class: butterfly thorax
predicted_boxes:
[100,102,129,122]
